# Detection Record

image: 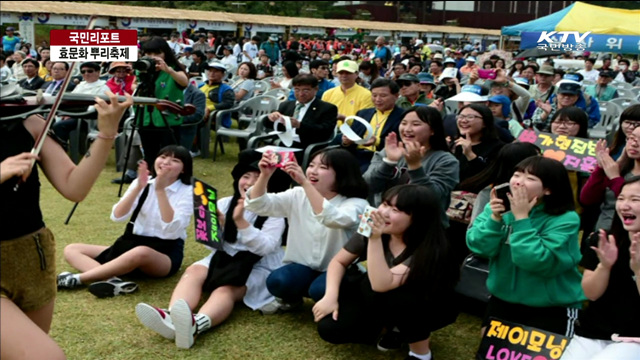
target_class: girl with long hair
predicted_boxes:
[364,106,459,229]
[561,176,640,360]
[58,145,193,298]
[315,185,459,360]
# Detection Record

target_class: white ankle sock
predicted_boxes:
[194,313,211,334]
[409,350,432,360]
[73,274,83,285]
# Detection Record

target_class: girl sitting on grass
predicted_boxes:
[245,148,369,313]
[467,157,585,336]
[57,145,193,298]
[314,185,459,360]
[135,151,286,349]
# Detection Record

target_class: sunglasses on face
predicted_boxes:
[80,69,95,74]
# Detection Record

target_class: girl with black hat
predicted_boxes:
[135,150,287,349]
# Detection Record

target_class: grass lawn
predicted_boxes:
[45,145,483,360]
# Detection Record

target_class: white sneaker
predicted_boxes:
[171,299,197,349]
[258,298,303,315]
[57,272,82,289]
[189,150,201,158]
[136,303,175,340]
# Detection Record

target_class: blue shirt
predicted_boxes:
[288,78,336,101]
[2,35,20,52]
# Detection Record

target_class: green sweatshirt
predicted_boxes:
[466,203,585,308]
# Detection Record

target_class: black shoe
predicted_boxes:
[377,328,402,351]
[111,174,136,184]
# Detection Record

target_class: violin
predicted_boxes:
[0,89,196,121]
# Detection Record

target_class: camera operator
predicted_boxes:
[137,36,189,165]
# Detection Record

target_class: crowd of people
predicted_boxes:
[1,25,640,360]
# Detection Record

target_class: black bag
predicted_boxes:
[454,254,490,302]
[95,184,180,264]
[201,216,269,292]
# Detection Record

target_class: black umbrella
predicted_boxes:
[515,47,563,59]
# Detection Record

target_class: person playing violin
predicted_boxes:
[0,91,133,360]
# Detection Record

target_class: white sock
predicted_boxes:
[408,350,432,360]
[194,313,211,334]
[72,274,83,285]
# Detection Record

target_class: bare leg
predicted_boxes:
[25,298,56,333]
[198,285,247,328]
[63,243,108,272]
[169,264,208,310]
[0,298,66,360]
[408,338,431,356]
[78,246,172,283]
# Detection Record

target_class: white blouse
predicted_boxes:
[244,186,369,271]
[111,177,193,240]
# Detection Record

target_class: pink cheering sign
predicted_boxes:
[192,178,222,250]
[477,318,570,360]
[518,130,597,173]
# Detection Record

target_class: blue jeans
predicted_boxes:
[266,263,326,303]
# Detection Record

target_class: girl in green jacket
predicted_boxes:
[467,156,585,336]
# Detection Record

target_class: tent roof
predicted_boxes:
[502,2,640,36]
[1,1,500,36]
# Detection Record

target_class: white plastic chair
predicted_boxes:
[211,95,279,161]
[609,97,640,110]
[253,79,270,95]
[263,88,289,103]
[588,101,623,143]
[612,81,633,91]
[616,88,632,99]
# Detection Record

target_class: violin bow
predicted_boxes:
[29,16,99,162]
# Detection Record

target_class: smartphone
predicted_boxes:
[494,183,511,212]
[478,69,497,80]
[357,205,378,237]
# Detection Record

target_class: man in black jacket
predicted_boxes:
[17,58,44,91]
[264,74,337,160]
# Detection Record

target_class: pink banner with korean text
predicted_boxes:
[476,318,571,360]
[517,129,597,173]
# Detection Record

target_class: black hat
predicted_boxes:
[231,150,260,181]
[557,81,581,95]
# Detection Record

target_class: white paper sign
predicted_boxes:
[339,116,374,145]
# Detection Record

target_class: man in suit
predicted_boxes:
[17,58,44,91]
[41,61,75,95]
[335,78,404,173]
[264,74,338,161]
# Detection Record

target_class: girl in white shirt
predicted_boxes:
[135,151,287,349]
[57,145,193,298]
[245,148,370,313]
